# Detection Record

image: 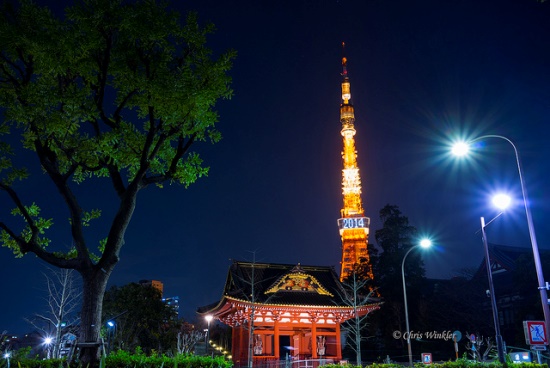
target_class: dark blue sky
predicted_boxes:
[2,0,550,335]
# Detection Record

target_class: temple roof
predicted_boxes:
[197,261,379,315]
[475,243,543,278]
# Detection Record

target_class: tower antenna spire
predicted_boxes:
[341,42,348,76]
[337,44,373,282]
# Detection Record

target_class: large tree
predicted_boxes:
[102,283,178,354]
[369,204,427,359]
[0,0,234,363]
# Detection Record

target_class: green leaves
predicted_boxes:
[0,0,234,262]
[1,203,53,256]
[82,209,102,226]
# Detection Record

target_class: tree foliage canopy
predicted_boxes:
[103,283,178,354]
[372,204,426,296]
[368,204,427,357]
[0,0,234,263]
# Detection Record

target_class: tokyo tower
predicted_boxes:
[337,45,373,282]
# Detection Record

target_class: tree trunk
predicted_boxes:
[78,268,111,365]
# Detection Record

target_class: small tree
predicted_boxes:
[0,0,234,364]
[25,267,81,358]
[465,334,494,361]
[177,322,204,355]
[233,254,261,368]
[338,267,378,365]
[223,256,278,368]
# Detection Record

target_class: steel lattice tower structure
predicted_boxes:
[337,46,373,282]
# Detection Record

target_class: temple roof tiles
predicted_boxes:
[197,261,380,315]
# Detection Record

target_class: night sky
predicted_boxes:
[2,0,550,335]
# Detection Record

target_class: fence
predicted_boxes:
[234,358,335,368]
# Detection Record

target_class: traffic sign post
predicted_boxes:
[523,321,548,345]
[452,331,462,360]
[421,353,432,365]
[523,321,548,364]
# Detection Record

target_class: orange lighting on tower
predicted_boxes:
[337,44,373,282]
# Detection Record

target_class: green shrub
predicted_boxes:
[3,351,233,368]
[320,362,548,368]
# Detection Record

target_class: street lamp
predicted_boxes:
[402,238,432,366]
[106,320,115,355]
[205,315,213,357]
[4,352,10,368]
[479,193,511,364]
[44,337,53,359]
[452,135,550,340]
[104,310,128,356]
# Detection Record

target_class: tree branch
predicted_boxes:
[31,135,90,265]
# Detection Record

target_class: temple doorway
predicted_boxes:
[279,336,291,360]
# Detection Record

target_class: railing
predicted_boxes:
[237,358,335,368]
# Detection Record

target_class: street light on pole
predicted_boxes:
[205,315,213,357]
[107,320,115,355]
[452,135,550,340]
[4,352,10,368]
[43,337,53,359]
[104,310,127,355]
[402,238,432,366]
[479,193,511,364]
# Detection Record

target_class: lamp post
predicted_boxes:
[106,320,115,355]
[205,315,213,357]
[452,135,550,340]
[479,193,511,364]
[4,352,10,368]
[104,310,127,355]
[402,238,432,366]
[44,337,53,359]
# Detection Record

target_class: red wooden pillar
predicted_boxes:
[335,321,342,361]
[312,318,318,359]
[232,324,243,366]
[242,322,248,364]
[274,317,280,359]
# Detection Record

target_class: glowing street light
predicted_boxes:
[4,352,10,368]
[492,194,511,211]
[451,135,550,342]
[402,238,432,366]
[103,311,127,356]
[106,320,115,355]
[205,315,213,357]
[44,337,53,359]
[479,193,511,363]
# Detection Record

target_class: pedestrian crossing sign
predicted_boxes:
[422,353,432,364]
[523,321,548,345]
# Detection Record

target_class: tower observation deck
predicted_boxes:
[337,46,373,282]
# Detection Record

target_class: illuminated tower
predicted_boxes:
[337,47,373,282]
